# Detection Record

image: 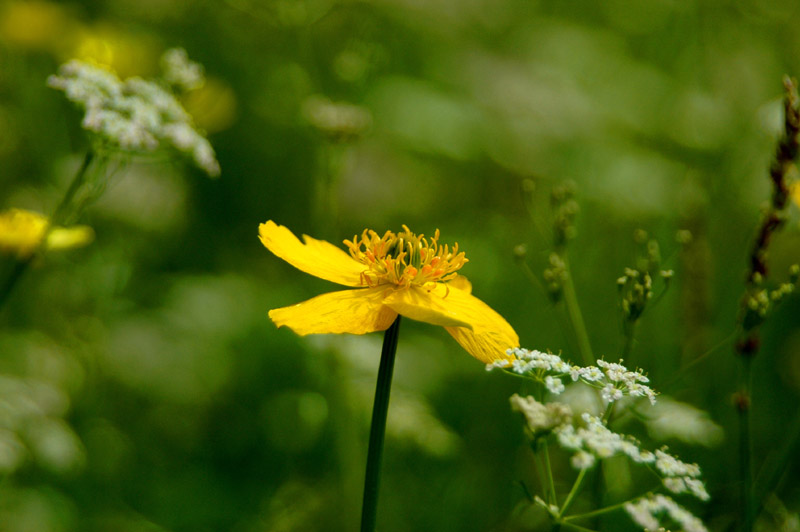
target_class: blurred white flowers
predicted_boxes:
[48,48,220,177]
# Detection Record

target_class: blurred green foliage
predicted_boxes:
[1,0,800,530]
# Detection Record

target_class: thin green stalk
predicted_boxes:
[662,330,736,391]
[558,467,588,518]
[360,316,401,532]
[0,150,95,311]
[755,398,800,515]
[558,521,599,532]
[51,150,96,225]
[519,261,574,355]
[562,256,594,366]
[739,355,754,532]
[541,441,557,506]
[601,401,615,425]
[621,319,637,362]
[562,499,629,522]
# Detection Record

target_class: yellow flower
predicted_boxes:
[260,221,519,364]
[182,77,238,133]
[0,1,75,52]
[791,181,800,208]
[0,208,94,259]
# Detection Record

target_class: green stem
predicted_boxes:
[562,256,594,366]
[360,316,401,532]
[0,150,95,312]
[739,355,754,532]
[51,150,96,226]
[621,319,637,362]
[559,467,588,518]
[558,522,599,532]
[541,441,557,506]
[562,499,629,522]
[519,261,574,355]
[601,401,615,425]
[754,398,800,516]
[662,330,736,392]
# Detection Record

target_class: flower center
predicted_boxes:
[344,225,467,288]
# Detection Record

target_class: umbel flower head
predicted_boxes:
[47,48,220,177]
[260,221,519,363]
[0,208,93,259]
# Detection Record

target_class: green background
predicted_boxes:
[1,0,800,530]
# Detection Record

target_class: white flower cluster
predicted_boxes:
[555,413,709,501]
[301,95,372,141]
[509,394,572,439]
[160,48,205,91]
[487,348,657,405]
[625,493,707,532]
[48,50,220,177]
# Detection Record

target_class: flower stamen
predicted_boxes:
[344,225,468,288]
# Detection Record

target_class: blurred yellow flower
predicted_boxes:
[260,221,518,363]
[791,181,800,208]
[67,24,160,78]
[182,77,238,133]
[0,1,75,52]
[0,209,93,259]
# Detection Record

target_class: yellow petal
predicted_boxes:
[444,325,518,364]
[269,286,398,335]
[791,181,800,208]
[259,220,365,287]
[449,275,472,294]
[46,225,94,251]
[382,284,476,329]
[437,284,518,363]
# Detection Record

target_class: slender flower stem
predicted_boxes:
[51,150,96,226]
[754,395,800,516]
[738,355,754,532]
[0,150,95,311]
[558,467,588,518]
[562,256,594,366]
[663,330,736,391]
[562,499,630,522]
[733,77,799,532]
[360,316,402,532]
[541,441,557,506]
[601,401,615,425]
[558,522,598,532]
[621,320,637,362]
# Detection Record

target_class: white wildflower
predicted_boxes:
[580,366,604,382]
[491,348,657,405]
[625,498,661,531]
[654,449,701,478]
[485,358,511,371]
[625,494,708,532]
[685,477,710,501]
[545,376,565,395]
[48,55,220,177]
[160,48,205,91]
[533,495,559,517]
[571,450,595,469]
[663,476,687,494]
[509,394,571,438]
[556,425,583,450]
[601,384,623,402]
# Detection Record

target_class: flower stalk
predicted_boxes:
[561,256,594,367]
[360,316,402,532]
[734,75,799,532]
[0,150,96,311]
